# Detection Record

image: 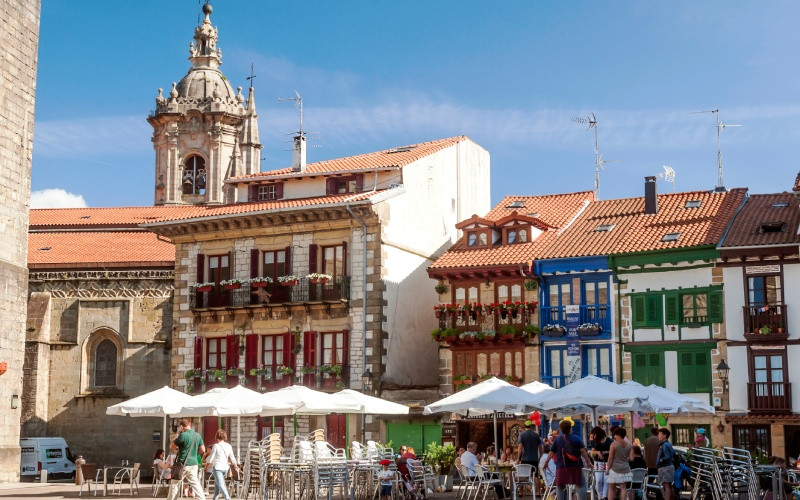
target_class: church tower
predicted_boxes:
[148,2,261,205]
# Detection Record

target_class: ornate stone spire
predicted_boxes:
[240,86,262,175]
[189,2,221,70]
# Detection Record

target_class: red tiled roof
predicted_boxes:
[539,188,748,259]
[428,192,593,272]
[228,136,469,181]
[29,206,198,229]
[28,231,175,269]
[720,193,800,248]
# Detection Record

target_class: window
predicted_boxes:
[321,331,347,366]
[748,275,782,305]
[326,175,363,195]
[504,226,529,245]
[207,254,231,307]
[631,351,665,387]
[257,416,284,441]
[631,293,662,328]
[507,230,517,244]
[662,232,681,242]
[182,155,206,195]
[547,282,572,324]
[760,222,786,233]
[94,339,117,387]
[583,346,611,379]
[753,354,785,390]
[733,425,771,459]
[467,232,477,246]
[258,184,278,201]
[262,335,285,369]
[322,245,345,278]
[583,281,609,324]
[518,229,527,243]
[677,350,711,393]
[479,233,488,245]
[263,250,287,280]
[685,200,702,208]
[507,201,525,208]
[544,347,569,388]
[660,289,722,326]
[672,424,710,447]
[207,338,226,371]
[498,283,522,304]
[594,224,615,232]
[682,294,708,324]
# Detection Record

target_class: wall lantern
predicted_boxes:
[361,368,373,393]
[716,359,730,393]
[716,421,725,433]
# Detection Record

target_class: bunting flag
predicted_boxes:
[656,413,668,426]
[633,412,645,429]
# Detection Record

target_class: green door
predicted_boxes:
[386,423,442,454]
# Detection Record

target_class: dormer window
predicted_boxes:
[467,233,477,246]
[508,230,517,244]
[504,225,528,245]
[662,232,681,242]
[326,174,364,195]
[685,200,702,208]
[466,231,488,247]
[760,222,786,233]
[248,182,284,202]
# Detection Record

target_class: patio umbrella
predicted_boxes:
[333,389,409,415]
[264,385,364,442]
[180,385,295,457]
[534,375,651,426]
[621,381,715,414]
[423,377,540,454]
[105,386,196,450]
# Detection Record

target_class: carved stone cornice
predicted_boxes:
[28,270,174,299]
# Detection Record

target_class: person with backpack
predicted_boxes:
[542,419,594,500]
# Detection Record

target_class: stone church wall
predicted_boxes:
[0,0,40,483]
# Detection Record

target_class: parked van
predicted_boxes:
[20,437,75,478]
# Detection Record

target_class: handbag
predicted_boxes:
[171,431,198,480]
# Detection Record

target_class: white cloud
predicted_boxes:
[30,189,88,209]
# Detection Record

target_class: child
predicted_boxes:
[378,459,394,500]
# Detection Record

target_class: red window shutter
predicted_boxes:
[341,242,347,276]
[326,178,337,195]
[285,246,292,275]
[303,331,317,366]
[250,249,260,279]
[197,254,205,283]
[248,184,258,202]
[355,174,364,193]
[341,329,350,366]
[309,244,318,274]
[283,332,294,368]
[276,182,284,199]
[227,251,233,280]
[194,337,204,369]
[226,335,239,369]
[245,333,259,386]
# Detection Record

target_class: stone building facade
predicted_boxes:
[0,0,40,483]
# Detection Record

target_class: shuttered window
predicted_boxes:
[631,293,662,328]
[631,351,665,387]
[678,350,711,393]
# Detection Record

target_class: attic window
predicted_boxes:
[772,202,789,208]
[39,246,51,251]
[685,200,702,208]
[387,146,416,154]
[662,232,681,242]
[80,215,91,219]
[594,224,615,232]
[507,201,525,208]
[760,222,786,233]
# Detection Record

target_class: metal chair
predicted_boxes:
[78,463,101,497]
[408,459,437,497]
[512,463,536,500]
[473,464,503,500]
[628,468,647,500]
[538,465,554,500]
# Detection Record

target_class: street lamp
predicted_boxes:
[716,359,730,393]
[362,368,373,393]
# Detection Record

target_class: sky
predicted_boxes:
[31,1,800,208]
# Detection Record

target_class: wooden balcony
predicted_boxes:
[744,304,787,334]
[190,277,350,310]
[747,382,792,413]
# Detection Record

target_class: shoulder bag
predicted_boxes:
[171,431,198,480]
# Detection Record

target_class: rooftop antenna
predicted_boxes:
[278,90,304,136]
[657,165,676,193]
[572,113,620,198]
[687,108,741,192]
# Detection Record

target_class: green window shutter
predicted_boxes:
[632,353,647,383]
[664,292,680,325]
[632,296,646,328]
[649,352,665,387]
[708,290,723,323]
[645,294,662,326]
[693,351,711,392]
[678,350,711,393]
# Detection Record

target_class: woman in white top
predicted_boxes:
[153,448,172,480]
[205,429,238,500]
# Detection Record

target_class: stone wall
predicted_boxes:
[0,0,39,482]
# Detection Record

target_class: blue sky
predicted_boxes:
[32,1,800,207]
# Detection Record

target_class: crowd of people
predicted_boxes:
[151,419,240,500]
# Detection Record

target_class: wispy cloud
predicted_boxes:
[34,115,150,160]
[30,188,88,208]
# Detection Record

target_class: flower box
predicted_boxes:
[499,334,516,342]
[306,273,332,285]
[251,281,269,288]
[310,278,329,285]
[196,285,213,293]
[443,335,458,343]
[223,283,241,290]
[281,279,299,287]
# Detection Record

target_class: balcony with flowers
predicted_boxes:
[190,275,350,310]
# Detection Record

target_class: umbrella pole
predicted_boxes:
[162,415,167,451]
[237,416,241,459]
[493,411,499,457]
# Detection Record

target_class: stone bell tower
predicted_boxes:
[148,2,261,205]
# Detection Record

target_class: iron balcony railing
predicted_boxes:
[747,382,792,413]
[190,277,350,309]
[539,304,611,334]
[744,304,787,334]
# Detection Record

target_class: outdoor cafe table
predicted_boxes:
[101,464,135,495]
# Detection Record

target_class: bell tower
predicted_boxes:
[148,2,261,205]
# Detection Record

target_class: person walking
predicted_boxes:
[605,427,632,500]
[644,426,660,477]
[205,429,238,500]
[542,419,593,500]
[517,419,543,474]
[656,428,675,500]
[167,419,206,500]
[589,426,612,500]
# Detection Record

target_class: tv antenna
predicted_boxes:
[278,90,304,136]
[687,108,740,192]
[657,165,676,193]
[572,113,620,198]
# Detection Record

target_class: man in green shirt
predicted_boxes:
[167,419,206,500]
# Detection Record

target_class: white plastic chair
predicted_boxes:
[512,463,536,500]
[474,463,503,500]
[628,468,647,500]
[460,464,478,500]
[538,465,554,500]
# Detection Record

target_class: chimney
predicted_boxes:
[291,134,306,172]
[644,176,658,214]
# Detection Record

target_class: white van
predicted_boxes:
[20,437,75,478]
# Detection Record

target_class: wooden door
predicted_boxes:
[326,414,347,450]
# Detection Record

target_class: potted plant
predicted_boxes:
[523,324,540,340]
[249,276,273,288]
[249,366,273,382]
[458,331,476,344]
[577,323,602,335]
[443,328,460,343]
[275,365,293,380]
[278,275,300,286]
[300,365,317,375]
[425,442,456,491]
[434,283,448,295]
[498,325,517,341]
[184,369,204,380]
[194,282,215,293]
[306,273,332,285]
[329,364,343,378]
[524,280,538,291]
[760,325,772,335]
[474,331,486,343]
[483,330,496,342]
[433,304,447,318]
[526,300,539,313]
[226,368,245,377]
[430,328,444,342]
[220,278,244,290]
[453,374,472,390]
[544,324,566,336]
[206,369,226,383]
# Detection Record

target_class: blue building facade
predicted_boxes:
[534,256,615,388]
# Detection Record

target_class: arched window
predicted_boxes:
[94,339,117,387]
[182,155,207,195]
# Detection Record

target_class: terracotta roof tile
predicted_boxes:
[539,188,748,259]
[720,192,800,248]
[28,231,174,268]
[30,206,198,229]
[428,192,592,272]
[229,136,469,181]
